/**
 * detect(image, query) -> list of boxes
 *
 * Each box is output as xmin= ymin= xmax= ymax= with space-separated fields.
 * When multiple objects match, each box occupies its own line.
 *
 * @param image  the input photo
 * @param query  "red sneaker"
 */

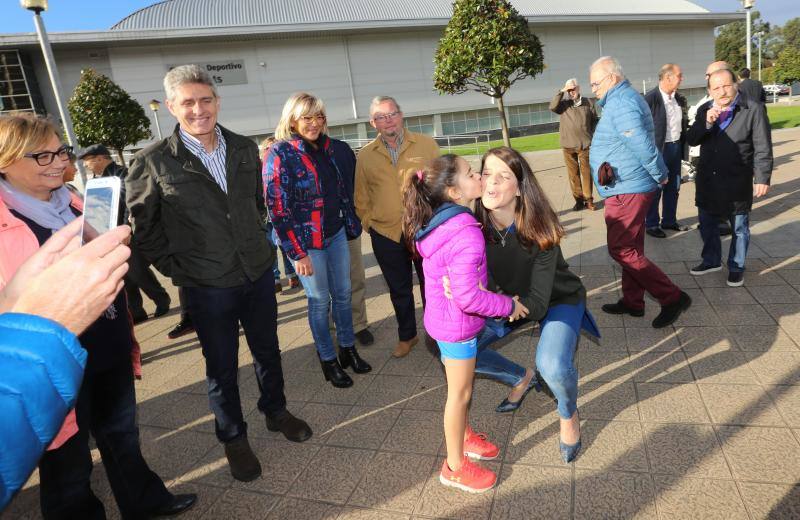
xmin=439 ymin=457 xmax=496 ymax=493
xmin=464 ymin=428 xmax=499 ymax=460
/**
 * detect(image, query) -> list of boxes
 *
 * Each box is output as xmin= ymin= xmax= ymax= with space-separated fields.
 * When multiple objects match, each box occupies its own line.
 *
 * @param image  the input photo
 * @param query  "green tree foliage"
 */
xmin=775 ymin=17 xmax=800 ymax=55
xmin=775 ymin=47 xmax=800 ymax=85
xmin=68 ymin=69 xmax=152 ymax=164
xmin=433 ymin=0 xmax=544 ymax=146
xmin=715 ymin=11 xmax=772 ymax=73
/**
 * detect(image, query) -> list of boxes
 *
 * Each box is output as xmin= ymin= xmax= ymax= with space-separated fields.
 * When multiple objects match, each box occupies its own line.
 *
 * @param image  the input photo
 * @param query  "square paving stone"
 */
xmin=381 ymin=409 xmax=443 ymax=456
xmin=642 ymin=423 xmax=731 ymax=479
xmin=630 ymin=351 xmax=695 ymax=383
xmin=636 ymin=383 xmax=711 ymax=424
xmin=652 ymin=475 xmax=749 ymax=520
xmin=470 ymin=378 xmax=519 ymax=415
xmin=577 ymin=349 xmax=632 ymax=383
xmin=147 ymin=392 xmax=216 ymax=433
xmin=578 ymin=380 xmax=640 ymax=422
xmin=594 ymin=327 xmax=627 ymax=350
xmin=702 ymin=287 xmax=758 ymax=305
xmin=290 ymin=402 xmax=352 ymax=445
xmin=675 ymin=326 xmax=736 ymax=352
xmin=762 ymin=303 xmax=800 ymax=330
xmin=139 ymin=428 xmax=219 ymax=482
xmin=403 ymin=377 xmax=447 ymax=411
xmin=686 ymin=346 xmax=760 ymax=385
xmin=505 ymin=413 xmax=562 ymax=467
xmin=698 ymin=384 xmax=786 ymax=426
xmin=347 ymin=452 xmax=435 ymax=513
xmin=727 ymin=325 xmax=799 ymax=351
xmin=199 ymin=489 xmax=279 ymax=519
xmin=355 ymin=375 xmax=421 ymax=408
xmin=574 ymin=420 xmax=649 ymax=472
xmin=715 ymin=425 xmax=800 ymax=483
xmin=747 ymin=351 xmax=800 ymax=385
xmin=325 ymin=406 xmax=401 ymax=450
xmin=310 ymin=375 xmax=377 ymax=406
xmin=574 ymin=470 xmax=657 ymax=519
xmin=766 ymin=384 xmax=800 ymax=427
xmin=673 ymin=304 xmax=723 ymax=327
xmin=713 ymin=304 xmax=776 ymax=326
xmin=624 ymin=327 xmax=681 ymax=352
xmin=288 ymin=446 xmax=375 ymax=504
xmin=413 ymin=459 xmax=498 ymax=519
xmin=490 ymin=465 xmax=571 ymax=520
xmin=337 ymin=508 xmax=410 ymax=520
xmin=747 ymin=285 xmax=800 ymax=304
xmin=265 ymin=497 xmax=341 ymax=520
xmin=165 ymin=479 xmax=226 ymax=520
xmin=378 ymin=345 xmax=435 ymax=376
xmin=738 ymin=481 xmax=800 ymax=520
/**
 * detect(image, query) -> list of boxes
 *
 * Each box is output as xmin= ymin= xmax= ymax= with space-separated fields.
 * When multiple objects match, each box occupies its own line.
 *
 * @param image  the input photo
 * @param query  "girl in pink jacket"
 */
xmin=402 ymin=154 xmax=527 ymax=493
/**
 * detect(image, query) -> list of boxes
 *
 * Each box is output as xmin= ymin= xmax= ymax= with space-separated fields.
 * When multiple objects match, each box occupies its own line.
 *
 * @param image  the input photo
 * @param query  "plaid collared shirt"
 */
xmin=381 ymin=129 xmax=404 ymax=166
xmin=179 ymin=125 xmax=228 ymax=193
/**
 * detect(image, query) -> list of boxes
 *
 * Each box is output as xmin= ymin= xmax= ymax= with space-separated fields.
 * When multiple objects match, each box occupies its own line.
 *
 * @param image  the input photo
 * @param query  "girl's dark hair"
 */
xmin=402 ymin=153 xmax=462 ymax=253
xmin=475 ymin=147 xmax=564 ymax=251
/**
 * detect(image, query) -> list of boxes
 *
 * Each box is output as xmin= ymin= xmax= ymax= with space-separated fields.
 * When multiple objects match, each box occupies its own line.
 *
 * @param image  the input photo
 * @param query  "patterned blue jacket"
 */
xmin=264 ymin=135 xmax=361 ymax=260
xmin=589 ymin=79 xmax=668 ymax=197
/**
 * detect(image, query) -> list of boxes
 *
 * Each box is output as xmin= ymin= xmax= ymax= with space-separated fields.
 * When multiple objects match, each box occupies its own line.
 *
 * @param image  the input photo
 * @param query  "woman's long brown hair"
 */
xmin=401 ymin=154 xmax=461 ymax=254
xmin=475 ymin=147 xmax=564 ymax=251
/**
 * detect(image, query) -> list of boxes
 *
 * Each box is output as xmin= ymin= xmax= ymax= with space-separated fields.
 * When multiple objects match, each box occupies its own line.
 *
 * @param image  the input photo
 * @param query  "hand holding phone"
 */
xmin=81 ymin=177 xmax=121 ymax=245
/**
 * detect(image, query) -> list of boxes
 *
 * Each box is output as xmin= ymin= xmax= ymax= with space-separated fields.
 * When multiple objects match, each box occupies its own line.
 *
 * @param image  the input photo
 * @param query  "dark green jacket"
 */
xmin=126 ymin=125 xmax=274 ymax=288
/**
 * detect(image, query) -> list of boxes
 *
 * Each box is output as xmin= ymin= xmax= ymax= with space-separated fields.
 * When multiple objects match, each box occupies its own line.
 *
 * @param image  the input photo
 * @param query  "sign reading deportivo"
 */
xmin=167 ymin=61 xmax=247 ymax=86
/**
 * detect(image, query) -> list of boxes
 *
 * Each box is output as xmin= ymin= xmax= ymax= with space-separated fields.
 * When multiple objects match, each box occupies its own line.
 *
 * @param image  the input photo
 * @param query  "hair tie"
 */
xmin=415 ymin=170 xmax=425 ymax=182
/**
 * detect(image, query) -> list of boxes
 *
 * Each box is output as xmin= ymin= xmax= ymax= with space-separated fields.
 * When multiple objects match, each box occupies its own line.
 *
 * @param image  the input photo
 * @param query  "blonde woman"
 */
xmin=264 ymin=93 xmax=370 ymax=387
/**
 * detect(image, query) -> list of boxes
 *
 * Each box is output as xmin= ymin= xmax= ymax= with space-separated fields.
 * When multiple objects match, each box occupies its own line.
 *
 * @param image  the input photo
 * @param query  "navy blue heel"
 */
xmin=495 ymin=370 xmax=542 ymax=413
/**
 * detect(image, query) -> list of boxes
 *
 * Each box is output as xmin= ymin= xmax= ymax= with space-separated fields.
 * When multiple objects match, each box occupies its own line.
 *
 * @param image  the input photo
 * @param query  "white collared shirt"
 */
xmin=660 ymin=88 xmax=682 ymax=143
xmin=179 ymin=125 xmax=228 ymax=193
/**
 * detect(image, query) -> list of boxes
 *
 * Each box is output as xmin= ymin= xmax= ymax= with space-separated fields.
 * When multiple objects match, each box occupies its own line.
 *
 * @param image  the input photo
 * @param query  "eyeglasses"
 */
xmin=372 ymin=111 xmax=401 ymax=123
xmin=589 ymin=75 xmax=611 ymax=89
xmin=300 ymin=114 xmax=326 ymax=124
xmin=24 ymin=145 xmax=73 ymax=166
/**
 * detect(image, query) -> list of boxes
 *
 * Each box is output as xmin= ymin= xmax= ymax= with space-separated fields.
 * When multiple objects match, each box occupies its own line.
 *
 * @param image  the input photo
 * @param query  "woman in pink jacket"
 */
xmin=403 ymin=155 xmax=527 ymax=493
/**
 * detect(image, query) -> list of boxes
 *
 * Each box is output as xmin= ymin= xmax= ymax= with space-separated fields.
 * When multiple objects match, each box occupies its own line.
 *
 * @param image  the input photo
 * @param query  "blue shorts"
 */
xmin=437 ymin=337 xmax=478 ymax=361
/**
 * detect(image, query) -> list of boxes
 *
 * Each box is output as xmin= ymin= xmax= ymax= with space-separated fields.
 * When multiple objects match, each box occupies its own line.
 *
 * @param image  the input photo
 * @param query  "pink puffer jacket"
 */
xmin=415 ymin=205 xmax=513 ymax=342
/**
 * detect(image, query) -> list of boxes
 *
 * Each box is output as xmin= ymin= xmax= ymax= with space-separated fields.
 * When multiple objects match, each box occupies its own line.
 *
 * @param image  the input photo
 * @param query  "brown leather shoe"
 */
xmin=585 ymin=200 xmax=596 ymax=211
xmin=393 ymin=336 xmax=419 ymax=358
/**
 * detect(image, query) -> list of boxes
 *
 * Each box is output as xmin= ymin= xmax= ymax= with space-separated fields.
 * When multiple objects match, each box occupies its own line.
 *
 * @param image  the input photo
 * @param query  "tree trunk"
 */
xmin=115 ymin=148 xmax=126 ymax=166
xmin=496 ymin=95 xmax=511 ymax=148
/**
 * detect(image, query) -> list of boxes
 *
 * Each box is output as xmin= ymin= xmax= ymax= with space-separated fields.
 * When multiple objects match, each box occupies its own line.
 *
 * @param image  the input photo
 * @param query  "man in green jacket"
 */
xmin=126 ymin=65 xmax=311 ymax=483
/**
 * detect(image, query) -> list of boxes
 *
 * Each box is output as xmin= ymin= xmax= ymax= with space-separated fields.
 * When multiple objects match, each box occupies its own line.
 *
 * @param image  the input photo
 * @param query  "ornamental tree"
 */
xmin=774 ymin=46 xmax=800 ymax=85
xmin=434 ymin=0 xmax=544 ymax=146
xmin=68 ymin=68 xmax=152 ymax=164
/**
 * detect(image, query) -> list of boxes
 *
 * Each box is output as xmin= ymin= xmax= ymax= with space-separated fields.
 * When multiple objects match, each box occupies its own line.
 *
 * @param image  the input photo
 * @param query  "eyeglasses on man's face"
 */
xmin=372 ymin=111 xmax=401 ymax=123
xmin=300 ymin=114 xmax=326 ymax=125
xmin=24 ymin=144 xmax=74 ymax=166
xmin=590 ymin=74 xmax=611 ymax=89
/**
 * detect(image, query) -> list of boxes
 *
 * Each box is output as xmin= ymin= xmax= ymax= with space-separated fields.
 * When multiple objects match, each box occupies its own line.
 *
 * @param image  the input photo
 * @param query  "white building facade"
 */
xmin=0 ymin=0 xmax=739 ymax=150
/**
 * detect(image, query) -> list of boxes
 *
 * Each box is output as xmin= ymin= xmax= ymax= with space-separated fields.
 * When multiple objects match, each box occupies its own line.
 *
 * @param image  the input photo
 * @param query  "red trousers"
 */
xmin=604 ymin=191 xmax=681 ymax=310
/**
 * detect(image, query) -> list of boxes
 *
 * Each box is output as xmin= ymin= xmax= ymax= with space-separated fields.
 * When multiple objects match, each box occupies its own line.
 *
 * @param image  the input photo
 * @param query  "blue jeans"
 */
xmin=698 ymin=208 xmax=750 ymax=272
xmin=646 ymin=141 xmax=682 ymax=228
xmin=297 ymin=228 xmax=355 ymax=361
xmin=267 ymin=225 xmax=296 ymax=280
xmin=475 ymin=301 xmax=599 ymax=419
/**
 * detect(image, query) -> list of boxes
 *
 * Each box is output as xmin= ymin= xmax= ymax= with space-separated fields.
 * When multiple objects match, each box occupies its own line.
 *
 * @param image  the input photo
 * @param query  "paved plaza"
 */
xmin=5 ymin=128 xmax=800 ymax=520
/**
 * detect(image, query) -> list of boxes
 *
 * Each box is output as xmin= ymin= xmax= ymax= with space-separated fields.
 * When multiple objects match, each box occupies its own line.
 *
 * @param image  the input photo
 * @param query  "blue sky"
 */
xmin=3 ymin=0 xmax=799 ymax=32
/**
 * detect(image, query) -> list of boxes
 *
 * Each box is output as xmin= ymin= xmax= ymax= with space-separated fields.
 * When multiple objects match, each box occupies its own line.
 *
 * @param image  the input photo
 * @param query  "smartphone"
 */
xmin=81 ymin=176 xmax=121 ymax=244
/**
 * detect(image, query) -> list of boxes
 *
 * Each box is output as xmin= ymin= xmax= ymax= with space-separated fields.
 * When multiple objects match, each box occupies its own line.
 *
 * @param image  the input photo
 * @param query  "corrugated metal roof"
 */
xmin=112 ymin=0 xmax=711 ymax=31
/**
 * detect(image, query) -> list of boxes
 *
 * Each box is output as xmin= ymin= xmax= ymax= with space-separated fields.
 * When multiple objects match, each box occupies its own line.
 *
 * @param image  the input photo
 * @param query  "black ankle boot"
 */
xmin=320 ymin=358 xmax=353 ymax=388
xmin=338 ymin=346 xmax=372 ymax=374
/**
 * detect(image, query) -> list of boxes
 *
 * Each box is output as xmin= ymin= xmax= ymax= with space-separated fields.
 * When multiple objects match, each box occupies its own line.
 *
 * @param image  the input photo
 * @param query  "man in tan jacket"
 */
xmin=550 ymin=78 xmax=598 ymax=211
xmin=355 ymin=96 xmax=439 ymax=357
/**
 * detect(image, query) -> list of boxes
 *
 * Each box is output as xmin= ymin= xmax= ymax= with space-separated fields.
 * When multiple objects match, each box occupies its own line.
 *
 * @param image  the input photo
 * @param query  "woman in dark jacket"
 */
xmin=265 ymin=93 xmax=371 ymax=388
xmin=460 ymin=147 xmax=600 ymax=463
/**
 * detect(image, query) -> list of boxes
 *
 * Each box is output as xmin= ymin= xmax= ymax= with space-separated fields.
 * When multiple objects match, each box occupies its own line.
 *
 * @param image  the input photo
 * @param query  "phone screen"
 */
xmin=82 ymin=186 xmax=115 ymax=244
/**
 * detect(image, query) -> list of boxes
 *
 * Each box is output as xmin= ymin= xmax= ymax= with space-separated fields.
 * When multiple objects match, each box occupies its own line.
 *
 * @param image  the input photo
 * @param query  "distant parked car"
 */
xmin=764 ymin=84 xmax=791 ymax=95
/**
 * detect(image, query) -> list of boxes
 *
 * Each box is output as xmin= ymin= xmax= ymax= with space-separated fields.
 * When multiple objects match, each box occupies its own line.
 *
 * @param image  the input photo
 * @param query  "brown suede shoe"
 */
xmin=392 ymin=336 xmax=419 ymax=358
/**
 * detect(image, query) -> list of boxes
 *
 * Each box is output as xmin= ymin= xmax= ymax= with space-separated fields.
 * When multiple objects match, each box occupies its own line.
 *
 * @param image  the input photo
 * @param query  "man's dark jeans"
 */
xmin=646 ymin=141 xmax=682 ymax=229
xmin=369 ymin=229 xmax=425 ymax=341
xmin=184 ymin=273 xmax=287 ymax=442
xmin=38 ymin=361 xmax=171 ymax=520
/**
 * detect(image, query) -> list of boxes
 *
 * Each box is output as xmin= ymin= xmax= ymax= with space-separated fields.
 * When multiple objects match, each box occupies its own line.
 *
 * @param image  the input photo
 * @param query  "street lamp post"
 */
xmin=743 ymin=0 xmax=754 ymax=69
xmin=20 ymin=0 xmax=87 ymax=189
xmin=757 ymin=31 xmax=764 ymax=81
xmin=149 ymin=99 xmax=163 ymax=140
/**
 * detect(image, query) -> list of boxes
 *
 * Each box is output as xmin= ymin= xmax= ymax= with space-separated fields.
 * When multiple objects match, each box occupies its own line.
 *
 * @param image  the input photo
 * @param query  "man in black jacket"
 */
xmin=686 ymin=68 xmax=773 ymax=287
xmin=80 ymin=144 xmax=171 ymax=324
xmin=644 ymin=63 xmax=690 ymax=238
xmin=738 ymin=68 xmax=767 ymax=104
xmin=126 ymin=65 xmax=311 ymax=483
